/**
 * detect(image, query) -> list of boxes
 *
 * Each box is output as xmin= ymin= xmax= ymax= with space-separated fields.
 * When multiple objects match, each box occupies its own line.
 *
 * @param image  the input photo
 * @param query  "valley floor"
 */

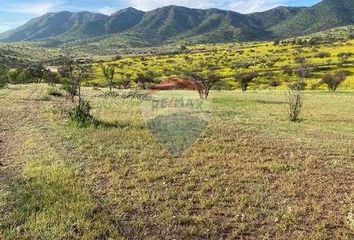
xmin=0 ymin=85 xmax=353 ymax=239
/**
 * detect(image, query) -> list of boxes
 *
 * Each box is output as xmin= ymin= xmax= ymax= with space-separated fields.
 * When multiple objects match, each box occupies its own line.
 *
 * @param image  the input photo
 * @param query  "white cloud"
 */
xmin=226 ymin=0 xmax=290 ymax=13
xmin=0 ymin=20 xmax=26 ymax=33
xmin=0 ymin=0 xmax=65 ymax=16
xmin=98 ymin=6 xmax=117 ymax=15
xmin=123 ymin=0 xmax=291 ymax=13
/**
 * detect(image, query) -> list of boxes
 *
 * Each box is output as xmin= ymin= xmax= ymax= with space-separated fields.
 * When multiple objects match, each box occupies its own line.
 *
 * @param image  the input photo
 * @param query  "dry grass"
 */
xmin=0 ymin=84 xmax=353 ymax=239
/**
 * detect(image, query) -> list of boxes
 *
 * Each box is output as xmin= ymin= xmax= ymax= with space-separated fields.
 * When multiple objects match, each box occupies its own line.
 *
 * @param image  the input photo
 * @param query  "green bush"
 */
xmin=61 ymin=78 xmax=78 ymax=100
xmin=0 ymin=64 xmax=8 ymax=88
xmin=69 ymin=100 xmax=93 ymax=126
xmin=47 ymin=88 xmax=63 ymax=97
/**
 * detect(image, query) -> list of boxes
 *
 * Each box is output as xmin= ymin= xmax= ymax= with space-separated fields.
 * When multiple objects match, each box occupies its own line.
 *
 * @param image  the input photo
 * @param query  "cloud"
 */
xmin=0 ymin=0 xmax=65 ymax=16
xmin=0 ymin=19 xmax=26 ymax=33
xmin=123 ymin=0 xmax=292 ymax=13
xmin=98 ymin=6 xmax=117 ymax=15
xmin=226 ymin=0 xmax=290 ymax=13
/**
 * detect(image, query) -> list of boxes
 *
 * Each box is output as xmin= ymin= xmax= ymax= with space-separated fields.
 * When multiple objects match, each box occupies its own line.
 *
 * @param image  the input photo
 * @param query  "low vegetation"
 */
xmin=0 ymin=85 xmax=353 ymax=239
xmin=0 ymin=31 xmax=353 ymax=239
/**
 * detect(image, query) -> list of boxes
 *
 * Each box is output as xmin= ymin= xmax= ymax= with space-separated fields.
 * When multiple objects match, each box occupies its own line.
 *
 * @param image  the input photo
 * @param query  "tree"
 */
xmin=136 ymin=70 xmax=155 ymax=89
xmin=8 ymin=68 xmax=34 ymax=84
xmin=27 ymin=63 xmax=45 ymax=83
xmin=59 ymin=60 xmax=94 ymax=125
xmin=43 ymin=70 xmax=61 ymax=86
xmin=189 ymin=71 xmax=222 ymax=99
xmin=319 ymin=71 xmax=349 ymax=91
xmin=101 ymin=64 xmax=116 ymax=90
xmin=0 ymin=64 xmax=8 ymax=88
xmin=236 ymin=72 xmax=258 ymax=92
xmin=61 ymin=62 xmax=91 ymax=102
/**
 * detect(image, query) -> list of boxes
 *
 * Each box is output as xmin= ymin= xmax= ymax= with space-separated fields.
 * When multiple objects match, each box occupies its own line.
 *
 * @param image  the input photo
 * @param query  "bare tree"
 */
xmin=101 ymin=64 xmax=116 ymax=90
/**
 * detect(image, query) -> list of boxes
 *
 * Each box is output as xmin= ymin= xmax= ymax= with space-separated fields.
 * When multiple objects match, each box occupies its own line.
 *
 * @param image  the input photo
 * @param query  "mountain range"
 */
xmin=0 ymin=0 xmax=353 ymax=47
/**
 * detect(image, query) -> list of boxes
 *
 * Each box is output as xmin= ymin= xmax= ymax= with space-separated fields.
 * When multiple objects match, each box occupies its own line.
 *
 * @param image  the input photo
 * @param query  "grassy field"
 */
xmin=0 ymin=84 xmax=353 ymax=239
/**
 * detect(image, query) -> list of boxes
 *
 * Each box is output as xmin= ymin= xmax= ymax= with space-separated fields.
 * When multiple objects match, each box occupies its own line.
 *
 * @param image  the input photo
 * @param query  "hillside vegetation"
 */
xmin=87 ymin=39 xmax=354 ymax=90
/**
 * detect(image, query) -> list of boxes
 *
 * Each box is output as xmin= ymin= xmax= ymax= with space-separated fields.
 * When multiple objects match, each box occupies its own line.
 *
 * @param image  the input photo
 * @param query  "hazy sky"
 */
xmin=0 ymin=0 xmax=322 ymax=33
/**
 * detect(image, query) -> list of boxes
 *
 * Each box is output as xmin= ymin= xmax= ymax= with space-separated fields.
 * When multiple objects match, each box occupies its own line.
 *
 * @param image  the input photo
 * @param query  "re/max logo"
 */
xmin=150 ymin=98 xmax=204 ymax=111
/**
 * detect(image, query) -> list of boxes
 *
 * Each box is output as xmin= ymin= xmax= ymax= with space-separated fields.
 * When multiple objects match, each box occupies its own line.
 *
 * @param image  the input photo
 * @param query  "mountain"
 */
xmin=124 ymin=6 xmax=276 ymax=43
xmin=0 ymin=11 xmax=108 ymax=42
xmin=249 ymin=6 xmax=306 ymax=29
xmin=0 ymin=0 xmax=353 ymax=46
xmin=271 ymin=0 xmax=354 ymax=37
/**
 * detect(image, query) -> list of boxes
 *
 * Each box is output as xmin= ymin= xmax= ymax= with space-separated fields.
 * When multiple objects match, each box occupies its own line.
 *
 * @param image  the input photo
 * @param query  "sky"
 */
xmin=0 ymin=0 xmax=322 ymax=33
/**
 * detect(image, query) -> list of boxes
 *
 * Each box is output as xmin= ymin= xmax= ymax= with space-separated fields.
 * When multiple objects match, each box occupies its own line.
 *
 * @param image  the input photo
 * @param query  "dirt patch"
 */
xmin=150 ymin=77 xmax=198 ymax=90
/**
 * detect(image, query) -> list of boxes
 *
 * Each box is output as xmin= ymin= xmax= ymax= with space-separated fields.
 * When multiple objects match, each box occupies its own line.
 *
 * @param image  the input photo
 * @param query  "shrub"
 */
xmin=8 ymin=68 xmax=35 ymax=84
xmin=136 ymin=71 xmax=155 ymax=89
xmin=61 ymin=78 xmax=78 ymax=101
xmin=295 ymin=67 xmax=309 ymax=79
xmin=69 ymin=100 xmax=93 ymax=126
xmin=44 ymin=71 xmax=61 ymax=85
xmin=268 ymin=79 xmax=281 ymax=88
xmin=236 ymin=72 xmax=258 ymax=92
xmin=294 ymin=56 xmax=307 ymax=64
xmin=287 ymin=86 xmax=303 ymax=122
xmin=61 ymin=64 xmax=91 ymax=102
xmin=47 ymin=88 xmax=62 ymax=97
xmin=319 ymin=71 xmax=349 ymax=91
xmin=282 ymin=65 xmax=293 ymax=75
xmin=234 ymin=61 xmax=251 ymax=69
xmin=314 ymin=52 xmax=331 ymax=58
xmin=119 ymin=79 xmax=131 ymax=89
xmin=337 ymin=52 xmax=353 ymax=64
xmin=101 ymin=64 xmax=116 ymax=90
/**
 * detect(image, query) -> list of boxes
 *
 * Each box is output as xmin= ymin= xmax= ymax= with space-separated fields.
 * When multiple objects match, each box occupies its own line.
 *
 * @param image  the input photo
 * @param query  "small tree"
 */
xmin=61 ymin=63 xmax=91 ymax=102
xmin=43 ymin=70 xmax=61 ymax=86
xmin=101 ymin=64 xmax=116 ymax=90
xmin=287 ymin=84 xmax=303 ymax=122
xmin=189 ymin=71 xmax=222 ymax=99
xmin=136 ymin=70 xmax=155 ymax=89
xmin=319 ymin=71 xmax=349 ymax=91
xmin=27 ymin=63 xmax=45 ymax=83
xmin=236 ymin=72 xmax=258 ymax=92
